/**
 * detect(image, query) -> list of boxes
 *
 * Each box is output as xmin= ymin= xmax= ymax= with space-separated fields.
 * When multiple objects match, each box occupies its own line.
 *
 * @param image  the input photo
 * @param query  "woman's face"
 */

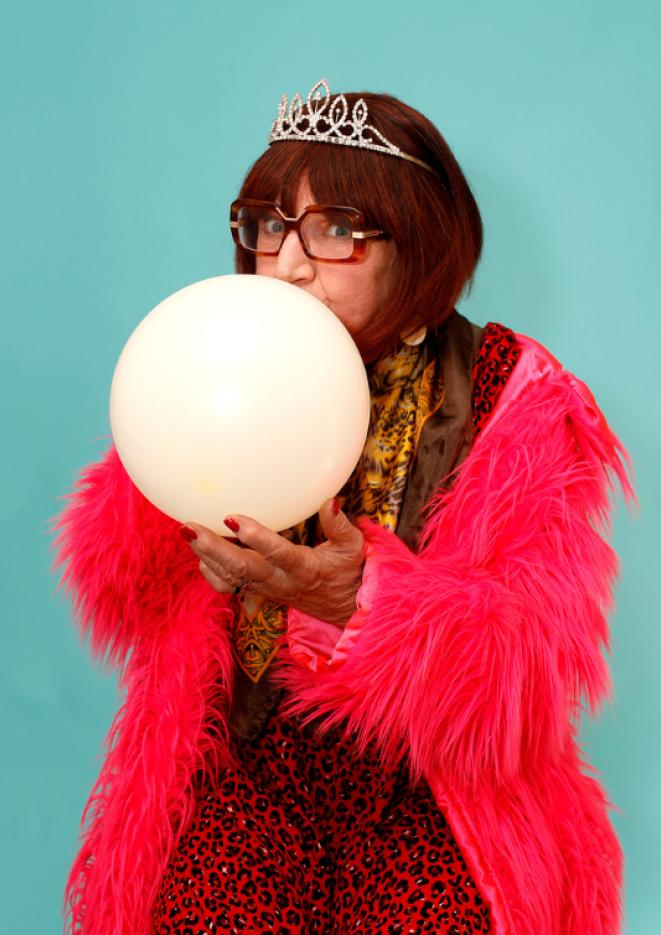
xmin=254 ymin=177 xmax=398 ymax=356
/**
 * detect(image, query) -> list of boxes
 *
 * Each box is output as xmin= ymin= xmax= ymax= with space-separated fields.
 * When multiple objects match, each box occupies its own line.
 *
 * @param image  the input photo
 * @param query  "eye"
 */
xmin=263 ymin=216 xmax=285 ymax=235
xmin=319 ymin=216 xmax=353 ymax=239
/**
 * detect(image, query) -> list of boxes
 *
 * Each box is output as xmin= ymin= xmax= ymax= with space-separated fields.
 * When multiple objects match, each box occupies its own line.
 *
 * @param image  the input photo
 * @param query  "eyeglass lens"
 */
xmin=236 ymin=204 xmax=357 ymax=260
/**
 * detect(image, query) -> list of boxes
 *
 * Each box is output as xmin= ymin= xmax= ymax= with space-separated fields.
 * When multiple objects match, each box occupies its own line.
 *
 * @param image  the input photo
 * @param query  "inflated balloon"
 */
xmin=109 ymin=275 xmax=370 ymax=534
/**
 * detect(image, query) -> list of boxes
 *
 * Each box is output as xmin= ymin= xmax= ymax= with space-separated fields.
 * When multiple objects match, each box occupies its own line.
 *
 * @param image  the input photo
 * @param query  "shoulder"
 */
xmin=475 ymin=325 xmax=603 ymax=433
xmin=471 ymin=325 xmax=632 ymax=503
xmin=449 ymin=312 xmax=578 ymax=439
xmin=468 ymin=323 xmax=631 ymax=485
xmin=471 ymin=321 xmax=602 ymax=431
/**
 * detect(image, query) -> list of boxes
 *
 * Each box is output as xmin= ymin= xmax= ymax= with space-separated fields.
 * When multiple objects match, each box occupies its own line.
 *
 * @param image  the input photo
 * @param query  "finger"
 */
xmin=197 ymin=558 xmax=235 ymax=594
xmin=197 ymin=551 xmax=239 ymax=583
xmin=317 ymin=498 xmax=365 ymax=556
xmin=183 ymin=523 xmax=274 ymax=586
xmin=223 ymin=515 xmax=313 ymax=578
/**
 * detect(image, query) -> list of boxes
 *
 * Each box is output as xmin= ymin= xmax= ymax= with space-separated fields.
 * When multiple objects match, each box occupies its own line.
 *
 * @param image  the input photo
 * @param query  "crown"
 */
xmin=268 ymin=78 xmax=437 ymax=176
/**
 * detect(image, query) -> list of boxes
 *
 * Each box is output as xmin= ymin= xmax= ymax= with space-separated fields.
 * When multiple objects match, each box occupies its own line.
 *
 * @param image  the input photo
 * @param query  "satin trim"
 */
xmin=480 ymin=333 xmax=607 ymax=441
xmin=426 ymin=771 xmax=514 ymax=935
xmin=286 ymin=542 xmax=380 ymax=671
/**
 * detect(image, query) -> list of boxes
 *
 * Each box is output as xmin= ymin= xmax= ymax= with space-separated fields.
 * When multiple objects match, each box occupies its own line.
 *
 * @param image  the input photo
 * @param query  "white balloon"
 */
xmin=109 ymin=275 xmax=370 ymax=534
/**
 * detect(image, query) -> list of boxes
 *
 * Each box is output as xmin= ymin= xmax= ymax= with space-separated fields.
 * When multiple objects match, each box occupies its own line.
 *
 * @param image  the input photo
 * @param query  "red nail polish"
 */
xmin=180 ymin=525 xmax=198 ymax=542
xmin=332 ymin=498 xmax=340 ymax=516
xmin=224 ymin=517 xmax=240 ymax=533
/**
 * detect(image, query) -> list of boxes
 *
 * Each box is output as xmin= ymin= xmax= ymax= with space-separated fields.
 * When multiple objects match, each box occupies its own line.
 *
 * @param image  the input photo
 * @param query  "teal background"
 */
xmin=1 ymin=1 xmax=658 ymax=931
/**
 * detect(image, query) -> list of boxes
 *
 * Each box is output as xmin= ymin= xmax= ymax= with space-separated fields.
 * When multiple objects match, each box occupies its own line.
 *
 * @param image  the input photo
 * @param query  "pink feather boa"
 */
xmin=50 ymin=334 xmax=633 ymax=934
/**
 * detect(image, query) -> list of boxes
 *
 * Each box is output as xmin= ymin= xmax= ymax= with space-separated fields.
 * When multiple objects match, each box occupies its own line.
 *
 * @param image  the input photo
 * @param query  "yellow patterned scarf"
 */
xmin=231 ymin=336 xmax=445 ymax=683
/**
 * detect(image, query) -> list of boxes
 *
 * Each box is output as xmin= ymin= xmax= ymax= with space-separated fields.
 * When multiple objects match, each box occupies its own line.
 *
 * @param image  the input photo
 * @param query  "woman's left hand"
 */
xmin=181 ymin=498 xmax=366 ymax=627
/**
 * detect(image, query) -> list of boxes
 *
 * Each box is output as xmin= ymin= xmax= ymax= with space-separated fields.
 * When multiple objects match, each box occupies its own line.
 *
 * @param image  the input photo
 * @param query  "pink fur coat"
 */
xmin=51 ymin=333 xmax=633 ymax=934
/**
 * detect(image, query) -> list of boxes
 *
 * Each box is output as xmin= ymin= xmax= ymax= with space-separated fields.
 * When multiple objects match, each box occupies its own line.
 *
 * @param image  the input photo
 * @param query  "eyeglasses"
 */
xmin=230 ymin=198 xmax=389 ymax=263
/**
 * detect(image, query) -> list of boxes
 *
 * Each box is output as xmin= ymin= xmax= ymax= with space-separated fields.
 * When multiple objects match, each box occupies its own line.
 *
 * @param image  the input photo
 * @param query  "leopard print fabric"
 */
xmin=336 ymin=337 xmax=444 ymax=534
xmin=151 ymin=710 xmax=492 ymax=934
xmin=470 ymin=323 xmax=521 ymax=437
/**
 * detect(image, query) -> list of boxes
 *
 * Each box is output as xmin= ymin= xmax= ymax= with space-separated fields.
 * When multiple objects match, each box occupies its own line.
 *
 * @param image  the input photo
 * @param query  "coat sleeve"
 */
xmin=272 ymin=347 xmax=634 ymax=790
xmin=49 ymin=443 xmax=234 ymax=673
xmin=50 ymin=444 xmax=238 ymax=934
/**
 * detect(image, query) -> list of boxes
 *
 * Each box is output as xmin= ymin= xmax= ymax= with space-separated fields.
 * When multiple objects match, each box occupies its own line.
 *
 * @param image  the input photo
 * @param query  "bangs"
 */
xmin=240 ymin=141 xmax=394 ymax=229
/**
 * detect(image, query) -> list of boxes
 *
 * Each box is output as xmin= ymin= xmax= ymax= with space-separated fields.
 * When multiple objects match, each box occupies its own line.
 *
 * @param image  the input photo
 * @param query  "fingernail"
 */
xmin=224 ymin=517 xmax=240 ymax=533
xmin=180 ymin=525 xmax=198 ymax=542
xmin=332 ymin=498 xmax=340 ymax=516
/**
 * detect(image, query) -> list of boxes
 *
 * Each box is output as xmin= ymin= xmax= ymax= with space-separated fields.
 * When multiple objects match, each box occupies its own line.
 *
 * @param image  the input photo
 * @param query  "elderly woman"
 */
xmin=53 ymin=80 xmax=631 ymax=934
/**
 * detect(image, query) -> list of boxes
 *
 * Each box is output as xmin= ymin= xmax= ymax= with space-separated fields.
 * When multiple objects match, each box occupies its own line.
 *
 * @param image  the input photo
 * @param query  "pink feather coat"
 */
xmin=51 ymin=332 xmax=633 ymax=934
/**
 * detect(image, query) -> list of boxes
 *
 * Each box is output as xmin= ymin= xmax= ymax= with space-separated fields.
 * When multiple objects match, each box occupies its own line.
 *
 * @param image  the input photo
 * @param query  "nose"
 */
xmin=273 ymin=229 xmax=315 ymax=284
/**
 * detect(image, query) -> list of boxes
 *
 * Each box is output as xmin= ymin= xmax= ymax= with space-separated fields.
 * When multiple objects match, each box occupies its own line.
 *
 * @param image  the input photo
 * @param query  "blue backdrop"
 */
xmin=1 ymin=1 xmax=658 ymax=931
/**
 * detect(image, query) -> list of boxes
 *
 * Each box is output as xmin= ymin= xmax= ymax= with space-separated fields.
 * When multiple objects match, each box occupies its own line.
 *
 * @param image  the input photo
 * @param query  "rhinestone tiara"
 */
xmin=268 ymin=78 xmax=438 ymax=176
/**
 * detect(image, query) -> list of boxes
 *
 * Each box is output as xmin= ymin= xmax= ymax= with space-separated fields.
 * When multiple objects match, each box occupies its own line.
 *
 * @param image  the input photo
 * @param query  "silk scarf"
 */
xmin=231 ymin=335 xmax=446 ymax=684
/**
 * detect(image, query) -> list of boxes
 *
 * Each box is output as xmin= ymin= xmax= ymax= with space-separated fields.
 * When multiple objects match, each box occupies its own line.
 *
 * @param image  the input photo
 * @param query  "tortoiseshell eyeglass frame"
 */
xmin=230 ymin=198 xmax=390 ymax=263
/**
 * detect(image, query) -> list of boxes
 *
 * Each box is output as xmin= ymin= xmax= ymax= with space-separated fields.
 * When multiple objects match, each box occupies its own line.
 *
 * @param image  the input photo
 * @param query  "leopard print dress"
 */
xmin=152 ymin=710 xmax=492 ymax=934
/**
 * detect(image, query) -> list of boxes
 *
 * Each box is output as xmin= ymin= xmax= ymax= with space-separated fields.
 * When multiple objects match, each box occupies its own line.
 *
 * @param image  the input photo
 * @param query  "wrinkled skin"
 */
xmin=182 ymin=498 xmax=366 ymax=627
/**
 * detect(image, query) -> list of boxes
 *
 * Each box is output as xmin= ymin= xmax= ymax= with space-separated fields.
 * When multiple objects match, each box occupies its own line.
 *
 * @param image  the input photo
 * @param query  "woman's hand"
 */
xmin=180 ymin=498 xmax=366 ymax=627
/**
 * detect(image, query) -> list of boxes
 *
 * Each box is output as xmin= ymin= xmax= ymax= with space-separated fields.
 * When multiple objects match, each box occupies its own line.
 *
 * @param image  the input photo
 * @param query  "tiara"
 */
xmin=268 ymin=78 xmax=438 ymax=176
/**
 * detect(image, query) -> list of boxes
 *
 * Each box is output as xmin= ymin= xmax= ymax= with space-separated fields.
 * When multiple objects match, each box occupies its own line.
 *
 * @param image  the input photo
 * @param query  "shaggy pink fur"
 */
xmin=50 ymin=335 xmax=633 ymax=934
xmin=272 ymin=349 xmax=634 ymax=934
xmin=50 ymin=449 xmax=237 ymax=934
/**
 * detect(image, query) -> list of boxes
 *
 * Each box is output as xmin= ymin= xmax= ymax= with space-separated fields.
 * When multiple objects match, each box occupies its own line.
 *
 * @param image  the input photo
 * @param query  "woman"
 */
xmin=52 ymin=80 xmax=632 ymax=934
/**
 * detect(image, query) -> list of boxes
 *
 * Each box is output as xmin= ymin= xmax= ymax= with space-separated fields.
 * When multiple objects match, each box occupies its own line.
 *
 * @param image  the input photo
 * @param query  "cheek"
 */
xmin=255 ymin=257 xmax=275 ymax=276
xmin=323 ymin=266 xmax=376 ymax=302
xmin=317 ymin=276 xmax=367 ymax=324
xmin=350 ymin=267 xmax=391 ymax=313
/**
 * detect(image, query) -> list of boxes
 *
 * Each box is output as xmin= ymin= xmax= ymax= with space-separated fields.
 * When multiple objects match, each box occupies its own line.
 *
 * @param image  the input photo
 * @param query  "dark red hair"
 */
xmin=235 ymin=91 xmax=483 ymax=362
